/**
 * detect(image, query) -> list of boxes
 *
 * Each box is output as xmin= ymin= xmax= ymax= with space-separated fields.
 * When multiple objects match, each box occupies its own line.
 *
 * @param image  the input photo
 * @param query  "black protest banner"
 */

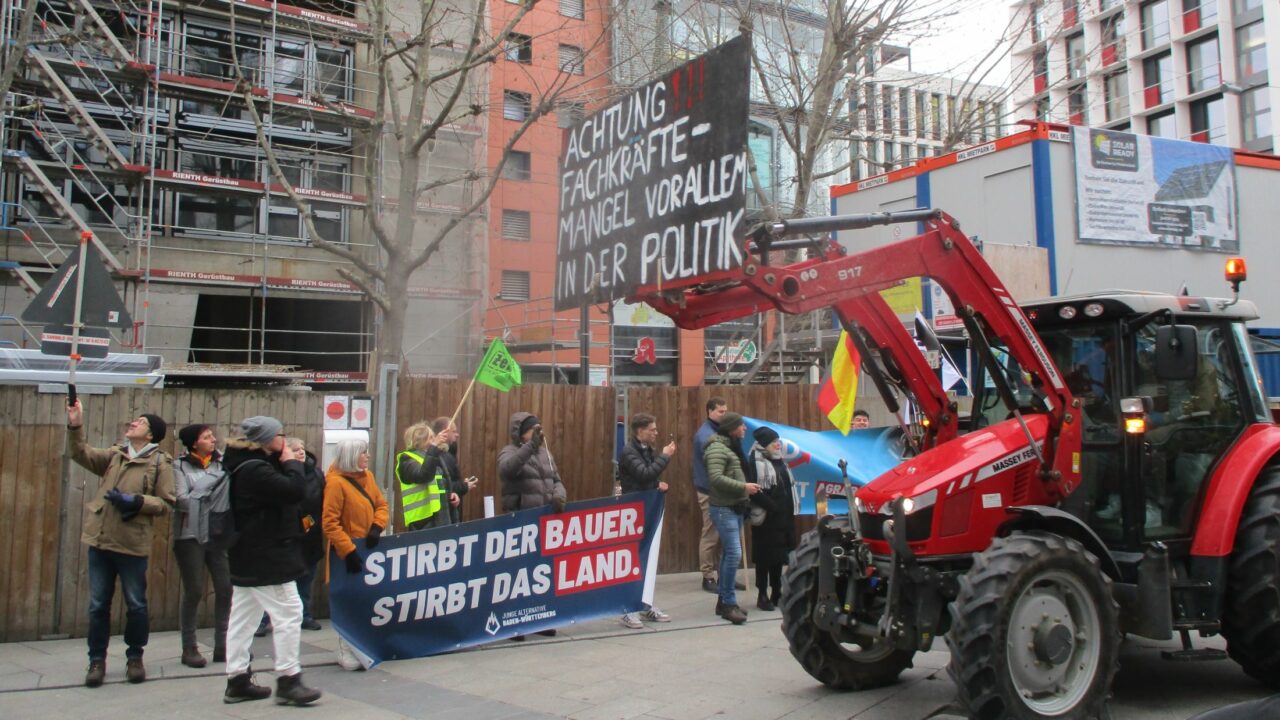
xmin=553 ymin=35 xmax=750 ymax=311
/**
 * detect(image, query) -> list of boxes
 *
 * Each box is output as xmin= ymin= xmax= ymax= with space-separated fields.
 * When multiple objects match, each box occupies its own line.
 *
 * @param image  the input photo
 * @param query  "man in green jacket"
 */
xmin=67 ymin=400 xmax=175 ymax=688
xmin=702 ymin=412 xmax=759 ymax=624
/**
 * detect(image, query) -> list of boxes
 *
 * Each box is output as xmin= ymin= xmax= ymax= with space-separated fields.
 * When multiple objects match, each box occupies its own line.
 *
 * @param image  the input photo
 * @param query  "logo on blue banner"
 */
xmin=329 ymin=491 xmax=665 ymax=666
xmin=741 ymin=416 xmax=905 ymax=514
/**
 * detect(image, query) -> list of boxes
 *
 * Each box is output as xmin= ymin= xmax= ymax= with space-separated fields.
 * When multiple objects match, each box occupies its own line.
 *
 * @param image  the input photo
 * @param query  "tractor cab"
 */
xmin=974 ymin=291 xmax=1269 ymax=552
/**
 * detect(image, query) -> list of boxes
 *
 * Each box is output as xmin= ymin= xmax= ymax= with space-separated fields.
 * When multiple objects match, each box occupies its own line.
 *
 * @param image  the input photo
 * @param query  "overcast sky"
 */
xmin=901 ymin=0 xmax=1015 ymax=88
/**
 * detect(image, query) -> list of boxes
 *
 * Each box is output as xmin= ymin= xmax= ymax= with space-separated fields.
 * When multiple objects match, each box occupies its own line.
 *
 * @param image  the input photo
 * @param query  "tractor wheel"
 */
xmin=1222 ymin=467 xmax=1280 ymax=689
xmin=779 ymin=525 xmax=914 ymax=690
xmin=946 ymin=532 xmax=1120 ymax=720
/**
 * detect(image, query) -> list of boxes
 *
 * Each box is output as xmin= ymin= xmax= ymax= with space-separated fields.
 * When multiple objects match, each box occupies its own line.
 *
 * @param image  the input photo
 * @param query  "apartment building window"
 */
xmin=1181 ymin=0 xmax=1217 ymax=31
xmin=1035 ymin=97 xmax=1049 ymax=121
xmin=1033 ymin=50 xmax=1049 ymax=93
xmin=1186 ymin=36 xmax=1220 ymax=94
xmin=883 ymin=141 xmax=895 ymax=167
xmin=174 ymin=146 xmax=258 ymax=236
xmin=1104 ymin=72 xmax=1130 ymax=121
xmin=559 ymin=0 xmax=583 ymax=20
xmin=882 ymin=86 xmax=894 ymax=134
xmin=865 ymin=84 xmax=877 ymax=131
xmin=558 ymin=101 xmax=585 ymax=128
xmin=1031 ymin=0 xmax=1047 ymax=43
xmin=503 ymin=90 xmax=531 ymax=121
xmin=1068 ymin=85 xmax=1087 ymax=125
xmin=1100 ymin=14 xmax=1125 ymax=67
xmin=500 ymin=270 xmax=531 ymax=301
xmin=1147 ymin=110 xmax=1175 ymax=137
xmin=1233 ymin=0 xmax=1262 ymax=14
xmin=559 ymin=44 xmax=584 ymax=75
xmin=503 ymin=151 xmax=531 ymax=180
xmin=505 ymin=33 xmax=532 ymax=63
xmin=1142 ymin=52 xmax=1173 ymax=106
xmin=915 ymin=92 xmax=927 ymax=138
xmin=899 ymin=88 xmax=911 ymax=135
xmin=1189 ymin=96 xmax=1225 ymax=144
xmin=1236 ymin=22 xmax=1267 ymax=81
xmin=1140 ymin=0 xmax=1170 ymax=51
xmin=1100 ymin=0 xmax=1123 ymax=10
xmin=1241 ymin=87 xmax=1271 ymax=144
xmin=501 ymin=209 xmax=531 ymax=240
xmin=866 ymin=139 xmax=878 ymax=170
xmin=930 ymin=95 xmax=942 ymax=140
xmin=1066 ymin=33 xmax=1086 ymax=80
xmin=1063 ymin=0 xmax=1079 ymax=27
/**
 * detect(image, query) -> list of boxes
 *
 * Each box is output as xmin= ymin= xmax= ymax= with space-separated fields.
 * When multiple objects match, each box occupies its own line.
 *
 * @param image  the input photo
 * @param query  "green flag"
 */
xmin=475 ymin=338 xmax=522 ymax=391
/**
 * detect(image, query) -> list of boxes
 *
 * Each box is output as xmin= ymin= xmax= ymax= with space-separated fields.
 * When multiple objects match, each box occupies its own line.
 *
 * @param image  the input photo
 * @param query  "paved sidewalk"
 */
xmin=0 ymin=572 xmax=1271 ymax=719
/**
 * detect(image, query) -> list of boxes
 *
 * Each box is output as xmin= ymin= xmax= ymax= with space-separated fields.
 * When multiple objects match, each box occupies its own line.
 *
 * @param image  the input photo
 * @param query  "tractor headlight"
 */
xmin=902 ymin=489 xmax=937 ymax=515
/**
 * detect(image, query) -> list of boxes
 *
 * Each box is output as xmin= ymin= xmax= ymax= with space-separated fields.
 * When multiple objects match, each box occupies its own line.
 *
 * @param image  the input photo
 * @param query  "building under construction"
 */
xmin=0 ymin=0 xmax=487 ymax=385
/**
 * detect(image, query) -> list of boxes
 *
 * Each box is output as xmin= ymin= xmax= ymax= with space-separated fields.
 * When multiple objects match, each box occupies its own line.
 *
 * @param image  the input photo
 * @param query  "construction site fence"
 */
xmin=0 ymin=379 xmax=902 ymax=641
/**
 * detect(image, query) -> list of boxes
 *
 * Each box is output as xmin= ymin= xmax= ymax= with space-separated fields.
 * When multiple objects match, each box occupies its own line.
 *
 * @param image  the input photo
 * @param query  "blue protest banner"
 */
xmin=329 ymin=490 xmax=665 ymax=666
xmin=741 ymin=416 xmax=905 ymax=514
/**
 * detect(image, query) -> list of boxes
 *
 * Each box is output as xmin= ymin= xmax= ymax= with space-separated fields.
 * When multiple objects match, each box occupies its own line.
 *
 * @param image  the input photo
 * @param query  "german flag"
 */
xmin=817 ymin=330 xmax=861 ymax=435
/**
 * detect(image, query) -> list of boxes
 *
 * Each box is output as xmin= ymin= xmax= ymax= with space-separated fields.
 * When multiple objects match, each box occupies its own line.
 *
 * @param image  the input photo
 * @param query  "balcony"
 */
xmin=1101 ymin=41 xmax=1125 ymax=68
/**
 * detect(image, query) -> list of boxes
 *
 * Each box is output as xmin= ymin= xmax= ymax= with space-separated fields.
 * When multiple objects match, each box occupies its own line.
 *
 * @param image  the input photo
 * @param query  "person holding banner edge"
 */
xmin=322 ymin=438 xmax=389 ymax=670
xmin=617 ymin=412 xmax=676 ymax=629
xmin=498 ymin=411 xmax=565 ymax=639
xmin=703 ymin=411 xmax=759 ymax=625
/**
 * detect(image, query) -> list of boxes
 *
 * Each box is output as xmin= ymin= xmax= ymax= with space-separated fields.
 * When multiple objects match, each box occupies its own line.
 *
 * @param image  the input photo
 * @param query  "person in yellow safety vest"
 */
xmin=396 ymin=422 xmax=455 ymax=531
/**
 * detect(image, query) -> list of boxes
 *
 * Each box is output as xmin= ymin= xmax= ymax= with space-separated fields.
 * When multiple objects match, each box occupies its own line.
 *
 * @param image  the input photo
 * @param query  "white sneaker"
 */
xmin=620 ymin=613 xmax=644 ymax=629
xmin=335 ymin=637 xmax=364 ymax=671
xmin=641 ymin=607 xmax=671 ymax=623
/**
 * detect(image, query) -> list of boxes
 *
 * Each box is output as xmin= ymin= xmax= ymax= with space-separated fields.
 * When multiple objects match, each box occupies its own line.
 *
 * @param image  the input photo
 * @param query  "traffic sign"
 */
xmin=21 ymin=243 xmax=132 ymax=328
xmin=40 ymin=325 xmax=110 ymax=359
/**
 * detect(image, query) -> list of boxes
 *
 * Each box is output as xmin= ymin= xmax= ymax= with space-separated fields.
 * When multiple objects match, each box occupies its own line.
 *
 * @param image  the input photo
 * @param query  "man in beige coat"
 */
xmin=67 ymin=400 xmax=175 ymax=688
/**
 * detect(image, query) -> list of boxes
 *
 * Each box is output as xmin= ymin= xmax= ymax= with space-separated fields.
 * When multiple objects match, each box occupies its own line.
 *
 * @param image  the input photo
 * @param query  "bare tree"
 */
xmin=233 ymin=0 xmax=622 ymax=370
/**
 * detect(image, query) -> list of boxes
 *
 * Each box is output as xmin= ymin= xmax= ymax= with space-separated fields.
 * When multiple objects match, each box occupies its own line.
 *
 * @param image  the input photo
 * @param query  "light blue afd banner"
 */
xmin=741 ymin=416 xmax=905 ymax=514
xmin=329 ymin=491 xmax=665 ymax=666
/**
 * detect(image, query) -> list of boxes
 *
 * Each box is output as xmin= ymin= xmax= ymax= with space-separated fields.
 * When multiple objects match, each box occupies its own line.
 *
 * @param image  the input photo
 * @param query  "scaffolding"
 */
xmin=0 ymin=0 xmax=486 ymax=378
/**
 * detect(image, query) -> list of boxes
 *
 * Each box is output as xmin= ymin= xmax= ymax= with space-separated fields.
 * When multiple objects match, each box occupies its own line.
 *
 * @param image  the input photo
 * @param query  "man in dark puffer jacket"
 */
xmin=221 ymin=416 xmax=322 ymax=706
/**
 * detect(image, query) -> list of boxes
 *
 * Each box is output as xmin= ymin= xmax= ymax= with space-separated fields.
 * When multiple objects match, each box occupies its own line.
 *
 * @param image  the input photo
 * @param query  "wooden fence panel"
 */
xmin=0 ymin=379 xmax=878 ymax=641
xmin=0 ymin=386 xmax=330 ymax=642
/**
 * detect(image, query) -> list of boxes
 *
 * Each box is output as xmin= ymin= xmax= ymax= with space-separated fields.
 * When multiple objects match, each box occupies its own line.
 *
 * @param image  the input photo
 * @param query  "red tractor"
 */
xmin=639 ymin=210 xmax=1280 ymax=719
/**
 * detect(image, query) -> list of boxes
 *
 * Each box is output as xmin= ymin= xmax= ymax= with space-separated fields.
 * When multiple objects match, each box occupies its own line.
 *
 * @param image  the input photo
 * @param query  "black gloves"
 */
xmin=366 ymin=524 xmax=382 ymax=549
xmin=105 ymin=488 xmax=143 ymax=520
xmin=344 ymin=550 xmax=364 ymax=574
xmin=530 ymin=426 xmax=545 ymax=449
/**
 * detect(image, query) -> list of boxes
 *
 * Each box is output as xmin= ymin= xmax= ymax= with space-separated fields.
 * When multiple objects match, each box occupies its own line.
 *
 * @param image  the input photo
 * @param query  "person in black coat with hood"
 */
xmin=221 ymin=416 xmax=322 ymax=706
xmin=745 ymin=426 xmax=797 ymax=612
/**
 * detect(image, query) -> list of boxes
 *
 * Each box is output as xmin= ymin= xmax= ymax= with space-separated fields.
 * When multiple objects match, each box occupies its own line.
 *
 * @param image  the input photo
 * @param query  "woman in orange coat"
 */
xmin=321 ymin=438 xmax=388 ymax=671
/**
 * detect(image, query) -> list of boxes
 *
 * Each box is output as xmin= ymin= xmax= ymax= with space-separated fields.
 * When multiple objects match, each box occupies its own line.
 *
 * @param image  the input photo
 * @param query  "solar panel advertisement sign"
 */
xmin=1073 ymin=127 xmax=1237 ymax=252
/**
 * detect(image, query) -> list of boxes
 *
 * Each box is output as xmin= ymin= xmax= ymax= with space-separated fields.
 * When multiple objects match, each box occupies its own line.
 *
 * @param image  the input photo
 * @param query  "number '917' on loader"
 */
xmin=637 ymin=209 xmax=1280 ymax=720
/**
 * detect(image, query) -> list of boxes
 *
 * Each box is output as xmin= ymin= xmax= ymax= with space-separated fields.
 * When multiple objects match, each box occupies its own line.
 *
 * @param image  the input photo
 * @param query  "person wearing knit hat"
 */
xmin=745 ymin=424 xmax=797 ymax=612
xmin=220 ymin=416 xmax=322 ymax=705
xmin=717 ymin=412 xmax=745 ymax=435
xmin=240 ymin=416 xmax=283 ymax=446
xmin=65 ymin=399 xmax=176 ymax=688
xmin=172 ymin=423 xmax=231 ymax=668
xmin=703 ymin=409 xmax=758 ymax=625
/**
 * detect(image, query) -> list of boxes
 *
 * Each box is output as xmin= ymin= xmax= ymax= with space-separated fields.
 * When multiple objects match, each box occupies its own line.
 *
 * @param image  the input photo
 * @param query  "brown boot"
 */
xmin=275 ymin=673 xmax=322 ymax=706
xmin=125 ymin=658 xmax=146 ymax=683
xmin=85 ymin=659 xmax=106 ymax=688
xmin=181 ymin=645 xmax=207 ymax=668
xmin=224 ymin=672 xmax=271 ymax=703
xmin=719 ymin=604 xmax=748 ymax=625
